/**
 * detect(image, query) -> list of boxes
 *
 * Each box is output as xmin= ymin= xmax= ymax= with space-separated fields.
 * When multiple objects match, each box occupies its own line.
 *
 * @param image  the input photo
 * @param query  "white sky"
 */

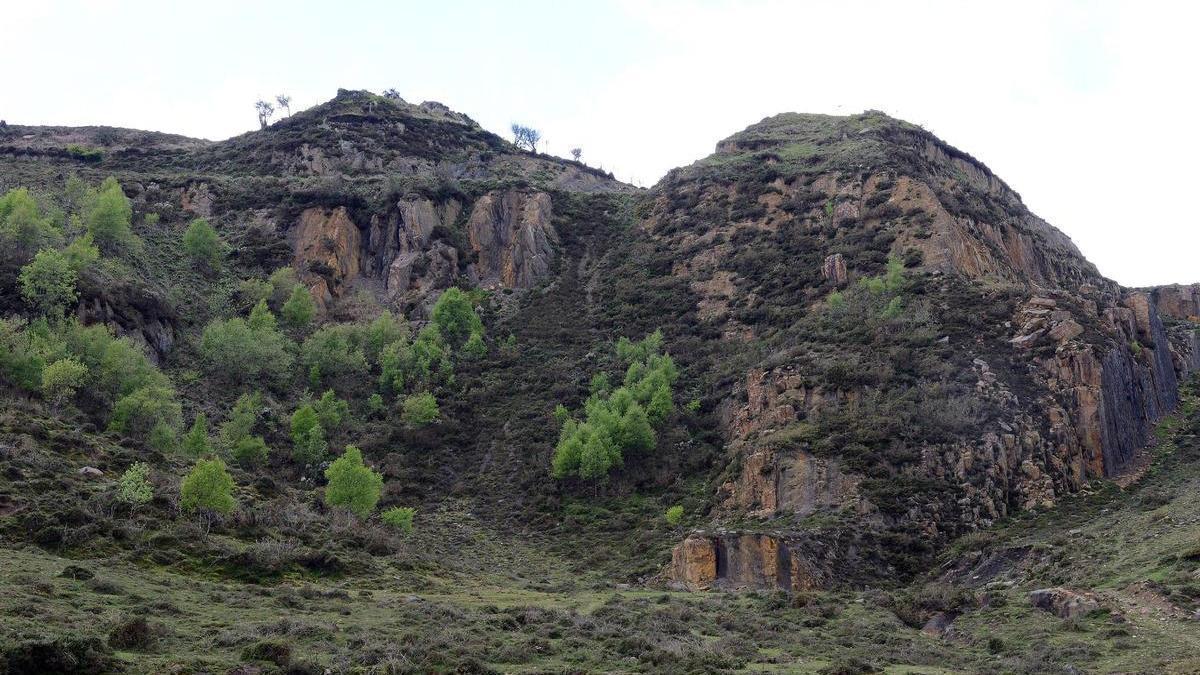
xmin=3 ymin=0 xmax=1196 ymax=286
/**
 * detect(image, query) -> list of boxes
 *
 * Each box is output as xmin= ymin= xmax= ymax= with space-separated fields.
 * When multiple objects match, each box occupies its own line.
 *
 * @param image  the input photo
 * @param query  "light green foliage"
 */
xmin=180 ymin=458 xmax=235 ymax=515
xmin=116 ymin=462 xmax=153 ymax=508
xmin=589 ymin=372 xmax=611 ymax=396
xmin=301 ymin=324 xmax=368 ymax=388
xmin=230 ymin=435 xmax=269 ymax=466
xmin=401 ymin=391 xmax=439 ymax=427
xmin=267 ymin=267 xmax=301 ymax=308
xmin=247 ymin=300 xmax=277 ymax=333
xmin=324 ymin=445 xmax=383 ymax=517
xmin=381 ymin=506 xmax=415 ymax=533
xmin=378 ymin=324 xmax=452 ymax=395
xmin=313 ymin=389 xmax=349 ymax=430
xmin=665 ymin=505 xmax=684 ymax=525
xmin=183 ymin=413 xmax=212 ymax=457
xmin=290 ymin=404 xmax=327 ymax=464
xmin=552 ymin=331 xmax=678 ymax=481
xmin=201 ymin=310 xmax=294 ymax=386
xmin=431 ymin=287 xmax=483 ymax=348
xmin=281 ymin=285 xmax=316 ymax=330
xmin=364 ymin=311 xmax=407 ymax=365
xmin=0 ymin=187 xmax=61 ymax=261
xmin=40 ymin=357 xmax=88 ymax=405
xmin=63 ymin=235 xmax=99 ymax=273
xmin=148 ymin=422 xmax=178 ymax=454
xmin=20 ymin=248 xmax=78 ymax=316
xmin=553 ymin=403 xmax=570 ymax=425
xmin=219 ymin=392 xmax=261 ymax=451
xmin=685 ymin=398 xmax=702 ymax=414
xmin=85 ymin=177 xmax=134 ymax=254
xmin=827 ymin=290 xmax=846 ymax=308
xmin=182 ymin=218 xmax=223 ymax=269
xmin=109 ymin=385 xmax=182 ymax=442
xmin=238 ymin=278 xmax=273 ymax=309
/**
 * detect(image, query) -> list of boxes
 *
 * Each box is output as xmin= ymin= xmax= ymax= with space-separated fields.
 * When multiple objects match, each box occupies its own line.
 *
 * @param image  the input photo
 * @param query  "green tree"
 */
xmin=290 ymin=404 xmax=327 ymax=464
xmin=182 ymin=218 xmax=223 ymax=269
xmin=281 ymin=285 xmax=316 ymax=330
xmin=247 ymin=299 xmax=277 ymax=333
xmin=462 ymin=331 xmax=486 ymax=359
xmin=0 ymin=187 xmax=61 ymax=261
xmin=431 ymin=287 xmax=482 ymax=347
xmin=40 ymin=357 xmax=88 ymax=406
xmin=665 ymin=505 xmax=684 ymax=526
xmin=364 ymin=311 xmax=407 ymax=365
xmin=20 ymin=248 xmax=78 ymax=316
xmin=180 ymin=458 xmax=235 ymax=515
xmin=219 ymin=392 xmax=260 ymax=450
xmin=85 ymin=177 xmax=134 ymax=254
xmin=116 ymin=462 xmax=154 ymax=508
xmin=63 ymin=234 xmax=100 ymax=273
xmin=323 ymin=445 xmax=383 ymax=517
xmin=201 ymin=316 xmax=294 ymax=386
xmin=401 ymin=391 xmax=439 ymax=427
xmin=267 ymin=266 xmax=301 ymax=308
xmin=300 ymin=324 xmax=368 ymax=388
xmin=109 ymin=385 xmax=182 ymax=442
xmin=183 ymin=413 xmax=212 ymax=456
xmin=230 ymin=435 xmax=269 ymax=466
xmin=313 ymin=389 xmax=349 ymax=430
xmin=381 ymin=506 xmax=415 ymax=533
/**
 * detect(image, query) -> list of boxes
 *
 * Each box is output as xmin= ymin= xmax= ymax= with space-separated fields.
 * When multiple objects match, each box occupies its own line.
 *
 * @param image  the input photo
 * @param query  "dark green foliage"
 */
xmin=312 ymin=389 xmax=349 ymax=430
xmin=201 ymin=307 xmax=294 ymax=387
xmin=324 ymin=445 xmax=383 ymax=517
xmin=0 ymin=187 xmax=62 ymax=262
xmin=301 ymin=324 xmax=368 ymax=389
xmin=108 ymin=385 xmax=182 ymax=443
xmin=431 ymin=286 xmax=483 ymax=348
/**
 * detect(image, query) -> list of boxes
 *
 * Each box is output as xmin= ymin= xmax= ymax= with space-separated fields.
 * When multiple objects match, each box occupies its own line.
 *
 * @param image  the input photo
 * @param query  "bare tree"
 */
xmin=255 ymin=100 xmax=275 ymax=130
xmin=510 ymin=123 xmax=541 ymax=154
xmin=275 ymin=94 xmax=292 ymax=117
xmin=570 ymin=147 xmax=582 ymax=162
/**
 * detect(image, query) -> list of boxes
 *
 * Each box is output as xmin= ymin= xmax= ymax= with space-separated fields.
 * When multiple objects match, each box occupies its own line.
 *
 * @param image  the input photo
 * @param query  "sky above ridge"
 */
xmin=3 ymin=0 xmax=1197 ymax=286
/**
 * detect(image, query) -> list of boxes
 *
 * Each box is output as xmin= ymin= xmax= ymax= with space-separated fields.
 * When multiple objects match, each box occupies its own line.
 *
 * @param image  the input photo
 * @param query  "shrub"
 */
xmin=85 ymin=177 xmax=134 ymax=254
xmin=182 ymin=218 xmax=223 ymax=269
xmin=365 ymin=393 xmax=384 ymax=417
xmin=182 ymin=413 xmax=212 ymax=456
xmin=0 ymin=187 xmax=62 ymax=260
xmin=431 ymin=287 xmax=483 ymax=348
xmin=116 ymin=463 xmax=153 ymax=508
xmin=312 ymin=389 xmax=349 ymax=430
xmin=301 ymin=324 xmax=368 ymax=387
xmin=381 ymin=506 xmax=415 ymax=533
xmin=401 ymin=391 xmax=439 ymax=427
xmin=665 ymin=505 xmax=684 ymax=525
xmin=180 ymin=458 xmax=235 ymax=515
xmin=462 ymin=331 xmax=487 ymax=359
xmin=364 ymin=311 xmax=407 ymax=364
xmin=109 ymin=385 xmax=182 ymax=442
xmin=281 ymin=285 xmax=316 ymax=330
xmin=238 ymin=277 xmax=273 ymax=308
xmin=231 ymin=435 xmax=269 ymax=466
xmin=267 ymin=267 xmax=302 ymax=308
xmin=290 ymin=404 xmax=328 ymax=464
xmin=201 ymin=315 xmax=294 ymax=386
xmin=324 ymin=446 xmax=383 ymax=517
xmin=41 ymin=357 xmax=88 ymax=405
xmin=20 ymin=248 xmax=78 ymax=316
xmin=219 ymin=392 xmax=261 ymax=449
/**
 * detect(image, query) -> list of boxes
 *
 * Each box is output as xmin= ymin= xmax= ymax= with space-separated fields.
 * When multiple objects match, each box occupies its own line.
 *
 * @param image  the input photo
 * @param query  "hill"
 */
xmin=1 ymin=92 xmax=1198 ymax=673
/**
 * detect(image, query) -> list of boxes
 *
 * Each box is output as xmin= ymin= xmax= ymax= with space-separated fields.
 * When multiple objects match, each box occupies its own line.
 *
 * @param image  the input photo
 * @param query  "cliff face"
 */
xmin=663 ymin=112 xmax=1199 ymax=590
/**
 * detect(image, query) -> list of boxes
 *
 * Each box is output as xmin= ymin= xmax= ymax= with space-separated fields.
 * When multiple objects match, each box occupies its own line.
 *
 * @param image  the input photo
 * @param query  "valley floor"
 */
xmin=6 ymin=397 xmax=1200 ymax=674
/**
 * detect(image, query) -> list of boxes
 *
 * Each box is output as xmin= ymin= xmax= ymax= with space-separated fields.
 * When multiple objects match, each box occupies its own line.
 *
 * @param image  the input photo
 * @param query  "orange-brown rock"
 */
xmin=669 ymin=534 xmax=718 ymax=590
xmin=293 ymin=206 xmax=362 ymax=310
xmin=821 ymin=253 xmax=848 ymax=286
xmin=668 ymin=532 xmax=826 ymax=592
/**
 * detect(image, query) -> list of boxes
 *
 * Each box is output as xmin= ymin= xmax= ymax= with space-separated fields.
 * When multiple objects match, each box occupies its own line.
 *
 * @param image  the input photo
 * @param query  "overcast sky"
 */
xmin=4 ymin=1 xmax=1196 ymax=286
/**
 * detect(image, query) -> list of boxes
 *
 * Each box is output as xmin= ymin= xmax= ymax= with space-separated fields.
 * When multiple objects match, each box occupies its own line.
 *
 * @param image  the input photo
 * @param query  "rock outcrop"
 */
xmin=293 ymin=206 xmax=362 ymax=310
xmin=1029 ymin=587 xmax=1101 ymax=619
xmin=465 ymin=191 xmax=556 ymax=289
xmin=669 ymin=532 xmax=828 ymax=592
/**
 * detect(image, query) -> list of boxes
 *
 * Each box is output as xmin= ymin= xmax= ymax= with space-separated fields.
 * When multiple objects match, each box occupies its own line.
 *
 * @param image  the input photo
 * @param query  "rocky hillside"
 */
xmin=2 ymin=92 xmax=1199 ymax=673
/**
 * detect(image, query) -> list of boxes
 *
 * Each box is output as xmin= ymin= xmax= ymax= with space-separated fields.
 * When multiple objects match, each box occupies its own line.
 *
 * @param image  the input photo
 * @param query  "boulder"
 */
xmin=1049 ymin=319 xmax=1084 ymax=343
xmin=78 ymin=466 xmax=104 ymax=478
xmin=1029 ymin=587 xmax=1100 ymax=619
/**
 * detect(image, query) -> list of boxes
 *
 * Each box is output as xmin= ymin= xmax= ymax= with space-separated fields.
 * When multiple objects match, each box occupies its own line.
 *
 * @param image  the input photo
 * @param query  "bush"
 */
xmin=281 ymin=285 xmax=316 ymax=330
xmin=182 ymin=413 xmax=212 ymax=456
xmin=180 ymin=458 xmax=235 ymax=515
xmin=178 ymin=456 xmax=235 ymax=514
xmin=665 ymin=505 xmax=684 ymax=525
xmin=301 ymin=324 xmax=368 ymax=388
xmin=312 ymin=389 xmax=349 ymax=430
xmin=109 ymin=385 xmax=182 ymax=442
xmin=431 ymin=287 xmax=483 ymax=348
xmin=20 ymin=248 xmax=78 ymax=316
xmin=40 ymin=357 xmax=88 ymax=405
xmin=182 ymin=217 xmax=223 ymax=269
xmin=401 ymin=391 xmax=439 ymax=427
xmin=85 ymin=177 xmax=134 ymax=254
xmin=201 ymin=314 xmax=294 ymax=386
xmin=290 ymin=404 xmax=327 ymax=464
xmin=230 ymin=435 xmax=269 ymax=466
xmin=219 ymin=392 xmax=260 ymax=449
xmin=0 ymin=187 xmax=62 ymax=261
xmin=381 ymin=506 xmax=415 ymax=533
xmin=324 ymin=446 xmax=383 ymax=517
xmin=116 ymin=463 xmax=153 ymax=508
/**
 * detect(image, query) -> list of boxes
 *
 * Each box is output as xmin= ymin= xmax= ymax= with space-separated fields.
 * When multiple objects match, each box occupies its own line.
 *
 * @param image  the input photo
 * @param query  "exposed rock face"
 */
xmin=76 ymin=274 xmax=176 ymax=361
xmin=821 ymin=253 xmax=847 ymax=286
xmin=669 ymin=532 xmax=828 ymax=592
xmin=1029 ymin=588 xmax=1101 ymax=619
xmin=465 ymin=191 xmax=556 ymax=289
xmin=293 ymin=206 xmax=362 ymax=310
xmin=1150 ymin=284 xmax=1200 ymax=321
